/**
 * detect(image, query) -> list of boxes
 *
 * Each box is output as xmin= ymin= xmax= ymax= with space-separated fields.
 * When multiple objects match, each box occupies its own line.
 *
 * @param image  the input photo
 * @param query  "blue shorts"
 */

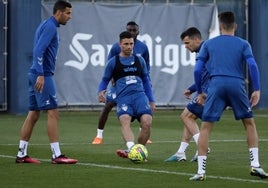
xmin=106 ymin=85 xmax=117 ymax=104
xmin=202 ymin=76 xmax=253 ymax=122
xmin=116 ymin=92 xmax=152 ymax=120
xmin=186 ymin=96 xmax=203 ymax=119
xmin=28 ymin=73 xmax=58 ymax=111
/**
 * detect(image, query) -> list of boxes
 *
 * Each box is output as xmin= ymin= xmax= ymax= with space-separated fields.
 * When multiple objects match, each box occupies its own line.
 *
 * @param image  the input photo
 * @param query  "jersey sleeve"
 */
xmin=33 ymin=21 xmax=56 ymax=75
xmin=194 ymin=59 xmax=205 ymax=94
xmin=246 ymin=57 xmax=260 ymax=91
xmin=98 ymin=58 xmax=115 ymax=92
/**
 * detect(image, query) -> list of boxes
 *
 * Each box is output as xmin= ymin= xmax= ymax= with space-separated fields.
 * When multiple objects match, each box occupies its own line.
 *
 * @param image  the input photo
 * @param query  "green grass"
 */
xmin=1 ymin=109 xmax=268 ymax=188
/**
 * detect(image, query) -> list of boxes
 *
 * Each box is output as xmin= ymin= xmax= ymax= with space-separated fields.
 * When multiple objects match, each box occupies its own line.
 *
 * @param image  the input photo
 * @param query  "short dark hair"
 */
xmin=53 ymin=0 xmax=72 ymax=14
xmin=126 ymin=21 xmax=139 ymax=28
xmin=119 ymin=31 xmax=133 ymax=41
xmin=180 ymin=27 xmax=201 ymax=40
xmin=218 ymin=11 xmax=235 ymax=30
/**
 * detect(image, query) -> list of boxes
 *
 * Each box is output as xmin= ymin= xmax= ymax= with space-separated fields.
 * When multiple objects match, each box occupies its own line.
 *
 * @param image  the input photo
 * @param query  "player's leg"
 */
xmin=138 ymin=114 xmax=152 ymax=145
xmin=92 ymin=101 xmax=115 ymax=144
xmin=16 ymin=73 xmax=41 ymax=163
xmin=116 ymin=114 xmax=135 ymax=158
xmin=189 ymin=121 xmax=213 ymax=181
xmin=190 ymin=78 xmax=224 ymax=180
xmin=165 ymin=102 xmax=201 ymax=162
xmin=135 ymin=93 xmax=153 ymax=145
xmin=139 ymin=126 xmax=153 ymax=144
xmin=242 ymin=118 xmax=267 ymax=178
xmin=16 ymin=110 xmax=41 ymax=163
xmin=227 ymin=78 xmax=267 ymax=178
xmin=45 ymin=76 xmax=77 ymax=164
xmin=165 ymin=126 xmax=189 ymax=162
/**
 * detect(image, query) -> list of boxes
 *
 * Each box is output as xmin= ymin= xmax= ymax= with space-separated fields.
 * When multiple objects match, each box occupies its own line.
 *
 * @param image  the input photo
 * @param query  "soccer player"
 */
xmin=98 ymin=31 xmax=155 ymax=158
xmin=92 ymin=21 xmax=152 ymax=144
xmin=15 ymin=0 xmax=77 ymax=164
xmin=165 ymin=27 xmax=210 ymax=162
xmin=190 ymin=11 xmax=268 ymax=181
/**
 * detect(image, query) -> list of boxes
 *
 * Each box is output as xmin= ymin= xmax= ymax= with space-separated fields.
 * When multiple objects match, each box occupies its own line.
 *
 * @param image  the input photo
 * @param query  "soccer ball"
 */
xmin=128 ymin=144 xmax=148 ymax=163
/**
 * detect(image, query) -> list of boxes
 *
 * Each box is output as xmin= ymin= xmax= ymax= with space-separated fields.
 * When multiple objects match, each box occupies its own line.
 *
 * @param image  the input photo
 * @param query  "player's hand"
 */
xmin=150 ymin=102 xmax=156 ymax=113
xmin=98 ymin=90 xmax=106 ymax=103
xmin=34 ymin=76 xmax=44 ymax=93
xmin=250 ymin=90 xmax=260 ymax=107
xmin=196 ymin=93 xmax=206 ymax=105
xmin=184 ymin=89 xmax=191 ymax=99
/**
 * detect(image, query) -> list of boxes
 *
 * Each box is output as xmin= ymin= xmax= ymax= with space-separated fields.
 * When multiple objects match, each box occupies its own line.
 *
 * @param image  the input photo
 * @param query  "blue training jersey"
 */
xmin=98 ymin=55 xmax=154 ymax=102
xmin=30 ymin=16 xmax=60 ymax=76
xmin=198 ymin=35 xmax=254 ymax=79
xmin=108 ymin=39 xmax=150 ymax=73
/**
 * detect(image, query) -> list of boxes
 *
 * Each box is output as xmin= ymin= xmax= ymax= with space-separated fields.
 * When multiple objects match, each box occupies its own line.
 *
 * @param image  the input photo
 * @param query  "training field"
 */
xmin=1 ymin=109 xmax=268 ymax=188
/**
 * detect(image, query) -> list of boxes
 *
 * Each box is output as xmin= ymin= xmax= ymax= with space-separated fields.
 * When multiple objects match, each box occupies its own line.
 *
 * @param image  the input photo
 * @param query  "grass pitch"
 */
xmin=0 ymin=109 xmax=268 ymax=188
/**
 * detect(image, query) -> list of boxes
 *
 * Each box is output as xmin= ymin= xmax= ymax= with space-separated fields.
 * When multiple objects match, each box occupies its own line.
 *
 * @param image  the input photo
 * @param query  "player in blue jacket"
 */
xmin=98 ymin=31 xmax=155 ymax=158
xmin=92 ymin=21 xmax=152 ymax=144
xmin=165 ymin=27 xmax=210 ymax=163
xmin=15 ymin=0 xmax=77 ymax=164
xmin=190 ymin=11 xmax=267 ymax=181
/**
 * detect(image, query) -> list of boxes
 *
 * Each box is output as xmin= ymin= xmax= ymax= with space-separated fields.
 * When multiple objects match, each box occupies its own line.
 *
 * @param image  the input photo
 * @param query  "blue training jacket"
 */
xmin=30 ymin=16 xmax=59 ymax=76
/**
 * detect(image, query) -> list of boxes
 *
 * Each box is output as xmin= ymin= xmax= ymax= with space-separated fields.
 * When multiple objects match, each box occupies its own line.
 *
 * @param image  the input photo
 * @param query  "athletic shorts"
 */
xmin=28 ymin=72 xmax=58 ymax=111
xmin=202 ymin=76 xmax=253 ymax=122
xmin=186 ymin=96 xmax=204 ymax=119
xmin=106 ymin=85 xmax=117 ymax=104
xmin=116 ymin=92 xmax=152 ymax=120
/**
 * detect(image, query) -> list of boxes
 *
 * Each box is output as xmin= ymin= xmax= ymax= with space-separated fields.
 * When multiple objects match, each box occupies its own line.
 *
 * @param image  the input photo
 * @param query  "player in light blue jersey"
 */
xmin=190 ymin=11 xmax=267 ymax=181
xmin=165 ymin=27 xmax=210 ymax=163
xmin=98 ymin=31 xmax=155 ymax=159
xmin=15 ymin=0 xmax=77 ymax=164
xmin=92 ymin=21 xmax=152 ymax=144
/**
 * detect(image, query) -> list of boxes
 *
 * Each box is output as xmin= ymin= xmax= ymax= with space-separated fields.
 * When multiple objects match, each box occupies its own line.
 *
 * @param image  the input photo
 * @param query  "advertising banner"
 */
xmin=42 ymin=2 xmax=219 ymax=107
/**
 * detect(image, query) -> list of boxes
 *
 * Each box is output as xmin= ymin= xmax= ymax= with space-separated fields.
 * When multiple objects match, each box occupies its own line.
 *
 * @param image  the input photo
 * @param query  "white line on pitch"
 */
xmin=0 ymin=154 xmax=267 ymax=185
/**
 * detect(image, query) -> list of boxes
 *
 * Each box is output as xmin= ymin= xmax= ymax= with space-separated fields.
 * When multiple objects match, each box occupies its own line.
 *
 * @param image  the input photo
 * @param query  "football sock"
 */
xmin=17 ymin=140 xmax=28 ymax=157
xmin=249 ymin=147 xmax=260 ymax=167
xmin=96 ymin=129 xmax=104 ymax=138
xmin=193 ymin=133 xmax=200 ymax=144
xmin=197 ymin=156 xmax=207 ymax=174
xmin=126 ymin=141 xmax=135 ymax=150
xmin=177 ymin=142 xmax=189 ymax=153
xmin=50 ymin=142 xmax=61 ymax=159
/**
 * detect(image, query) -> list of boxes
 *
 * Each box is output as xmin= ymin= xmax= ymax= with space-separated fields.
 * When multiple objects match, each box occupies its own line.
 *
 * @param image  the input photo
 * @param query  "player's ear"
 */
xmin=234 ymin=23 xmax=238 ymax=31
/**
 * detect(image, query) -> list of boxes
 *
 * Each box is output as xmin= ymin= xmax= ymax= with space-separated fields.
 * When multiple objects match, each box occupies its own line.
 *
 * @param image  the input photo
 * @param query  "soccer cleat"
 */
xmin=116 ymin=149 xmax=129 ymax=158
xmin=92 ymin=137 xmax=103 ymax=144
xmin=164 ymin=153 xmax=186 ymax=162
xmin=52 ymin=154 xmax=78 ymax=164
xmin=250 ymin=167 xmax=268 ymax=179
xmin=189 ymin=173 xmax=206 ymax=181
xmin=16 ymin=155 xmax=41 ymax=164
xmin=146 ymin=139 xmax=152 ymax=144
